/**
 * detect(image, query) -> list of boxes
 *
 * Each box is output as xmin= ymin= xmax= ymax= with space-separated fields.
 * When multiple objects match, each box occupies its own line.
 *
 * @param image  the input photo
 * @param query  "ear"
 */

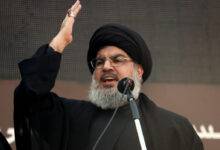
xmin=137 ymin=64 xmax=144 ymax=79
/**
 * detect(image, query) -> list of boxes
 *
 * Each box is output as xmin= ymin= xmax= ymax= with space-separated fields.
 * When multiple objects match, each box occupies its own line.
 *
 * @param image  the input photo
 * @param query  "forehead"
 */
xmin=96 ymin=46 xmax=130 ymax=57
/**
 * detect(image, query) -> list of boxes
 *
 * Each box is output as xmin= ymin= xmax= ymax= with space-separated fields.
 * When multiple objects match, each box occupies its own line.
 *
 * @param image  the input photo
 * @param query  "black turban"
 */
xmin=87 ymin=23 xmax=152 ymax=83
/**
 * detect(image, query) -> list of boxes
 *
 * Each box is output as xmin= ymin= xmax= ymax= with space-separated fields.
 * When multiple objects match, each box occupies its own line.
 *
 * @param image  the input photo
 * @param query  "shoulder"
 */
xmin=139 ymin=93 xmax=197 ymax=135
xmin=139 ymin=93 xmax=189 ymax=121
xmin=139 ymin=93 xmax=204 ymax=149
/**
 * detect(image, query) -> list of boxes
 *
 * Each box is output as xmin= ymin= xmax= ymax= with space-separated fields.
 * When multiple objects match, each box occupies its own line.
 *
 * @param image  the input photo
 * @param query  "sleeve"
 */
xmin=14 ymin=44 xmax=67 ymax=150
xmin=18 ymin=44 xmax=61 ymax=96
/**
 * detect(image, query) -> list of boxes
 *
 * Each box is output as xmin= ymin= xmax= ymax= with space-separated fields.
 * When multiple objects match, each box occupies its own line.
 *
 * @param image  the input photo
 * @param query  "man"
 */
xmin=14 ymin=0 xmax=203 ymax=150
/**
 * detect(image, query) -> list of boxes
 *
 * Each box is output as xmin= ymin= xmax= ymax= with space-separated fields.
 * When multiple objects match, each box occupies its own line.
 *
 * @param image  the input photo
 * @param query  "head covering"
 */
xmin=87 ymin=23 xmax=152 ymax=83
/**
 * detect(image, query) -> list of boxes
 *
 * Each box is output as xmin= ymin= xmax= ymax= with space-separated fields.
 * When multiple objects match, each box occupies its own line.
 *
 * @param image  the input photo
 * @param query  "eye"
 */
xmin=95 ymin=58 xmax=105 ymax=66
xmin=112 ymin=56 xmax=127 ymax=63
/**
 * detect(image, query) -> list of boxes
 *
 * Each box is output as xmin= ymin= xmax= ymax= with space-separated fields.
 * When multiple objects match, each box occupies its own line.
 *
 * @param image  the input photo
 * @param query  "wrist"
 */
xmin=49 ymin=36 xmax=67 ymax=53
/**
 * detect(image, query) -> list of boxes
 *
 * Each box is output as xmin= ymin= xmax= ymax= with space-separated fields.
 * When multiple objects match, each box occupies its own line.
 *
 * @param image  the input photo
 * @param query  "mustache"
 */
xmin=100 ymin=73 xmax=119 ymax=81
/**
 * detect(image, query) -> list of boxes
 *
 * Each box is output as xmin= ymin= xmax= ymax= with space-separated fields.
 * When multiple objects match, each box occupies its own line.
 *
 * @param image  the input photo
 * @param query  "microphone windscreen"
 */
xmin=117 ymin=77 xmax=134 ymax=94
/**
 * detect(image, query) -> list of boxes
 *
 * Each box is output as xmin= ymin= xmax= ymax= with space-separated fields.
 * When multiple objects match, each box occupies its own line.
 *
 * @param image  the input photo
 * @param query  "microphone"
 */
xmin=117 ymin=78 xmax=148 ymax=150
xmin=117 ymin=77 xmax=134 ymax=95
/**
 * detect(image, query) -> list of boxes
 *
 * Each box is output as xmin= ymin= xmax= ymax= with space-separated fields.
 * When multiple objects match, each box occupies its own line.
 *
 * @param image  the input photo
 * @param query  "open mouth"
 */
xmin=100 ymin=74 xmax=119 ymax=87
xmin=102 ymin=78 xmax=117 ymax=82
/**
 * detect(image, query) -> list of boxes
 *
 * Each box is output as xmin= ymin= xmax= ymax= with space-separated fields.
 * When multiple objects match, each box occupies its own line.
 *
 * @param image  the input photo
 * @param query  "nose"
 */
xmin=102 ymin=59 xmax=113 ymax=71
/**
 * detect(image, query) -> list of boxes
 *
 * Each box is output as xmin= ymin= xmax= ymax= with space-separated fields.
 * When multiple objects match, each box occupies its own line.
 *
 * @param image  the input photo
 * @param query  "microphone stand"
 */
xmin=126 ymin=90 xmax=147 ymax=150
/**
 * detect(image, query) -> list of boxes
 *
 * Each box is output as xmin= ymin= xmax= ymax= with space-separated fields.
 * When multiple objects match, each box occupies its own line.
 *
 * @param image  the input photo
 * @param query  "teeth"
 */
xmin=103 ymin=78 xmax=116 ymax=82
xmin=101 ymin=73 xmax=118 ymax=82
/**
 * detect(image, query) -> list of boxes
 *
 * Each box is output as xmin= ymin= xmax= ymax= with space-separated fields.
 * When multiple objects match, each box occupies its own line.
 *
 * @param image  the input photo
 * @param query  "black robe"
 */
xmin=14 ymin=45 xmax=203 ymax=150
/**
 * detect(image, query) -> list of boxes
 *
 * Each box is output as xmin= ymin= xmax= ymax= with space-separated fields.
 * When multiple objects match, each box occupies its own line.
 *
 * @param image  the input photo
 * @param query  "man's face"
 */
xmin=93 ymin=46 xmax=143 ymax=89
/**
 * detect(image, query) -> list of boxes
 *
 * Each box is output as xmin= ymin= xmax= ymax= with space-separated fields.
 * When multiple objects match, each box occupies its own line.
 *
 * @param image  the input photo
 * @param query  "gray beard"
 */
xmin=88 ymin=70 xmax=142 ymax=109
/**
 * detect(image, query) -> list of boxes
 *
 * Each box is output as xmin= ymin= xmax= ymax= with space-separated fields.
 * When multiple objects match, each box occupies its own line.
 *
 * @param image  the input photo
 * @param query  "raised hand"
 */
xmin=49 ymin=0 xmax=82 ymax=53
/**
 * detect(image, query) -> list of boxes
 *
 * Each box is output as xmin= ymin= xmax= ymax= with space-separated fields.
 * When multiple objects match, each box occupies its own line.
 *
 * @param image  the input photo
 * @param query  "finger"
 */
xmin=70 ymin=0 xmax=80 ymax=12
xmin=60 ymin=1 xmax=81 ymax=29
xmin=72 ymin=3 xmax=82 ymax=18
xmin=68 ymin=2 xmax=81 ymax=18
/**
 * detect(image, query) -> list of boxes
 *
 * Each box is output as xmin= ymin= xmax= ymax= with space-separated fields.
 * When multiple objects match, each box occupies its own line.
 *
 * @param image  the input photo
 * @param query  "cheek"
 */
xmin=117 ymin=67 xmax=134 ymax=79
xmin=93 ymin=70 xmax=100 ymax=81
